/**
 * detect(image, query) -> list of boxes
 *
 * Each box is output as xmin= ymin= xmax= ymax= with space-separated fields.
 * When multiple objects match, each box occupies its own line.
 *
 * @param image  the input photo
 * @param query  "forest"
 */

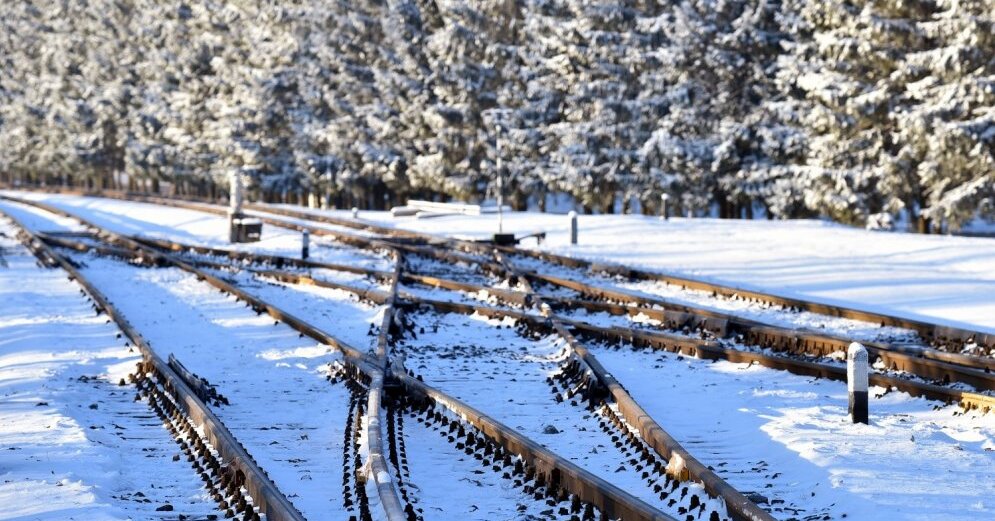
xmin=1 ymin=0 xmax=992 ymax=231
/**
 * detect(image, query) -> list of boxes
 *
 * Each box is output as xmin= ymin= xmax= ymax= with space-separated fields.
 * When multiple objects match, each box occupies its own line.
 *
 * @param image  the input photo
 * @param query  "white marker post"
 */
xmin=352 ymin=207 xmax=359 ymax=219
xmin=568 ymin=211 xmax=578 ymax=245
xmin=228 ymin=172 xmax=244 ymax=243
xmin=301 ymin=230 xmax=310 ymax=260
xmin=660 ymin=193 xmax=670 ymax=220
xmin=848 ymin=342 xmax=869 ymax=424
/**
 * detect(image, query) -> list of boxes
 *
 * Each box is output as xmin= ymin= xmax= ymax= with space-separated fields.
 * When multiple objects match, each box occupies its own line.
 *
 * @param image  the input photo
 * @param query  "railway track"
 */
xmin=9 ymin=191 xmax=995 ymax=519
xmin=156 ymin=225 xmax=995 ymax=412
xmin=14 ymin=187 xmax=993 ymax=354
xmin=2 ymin=196 xmax=754 ymax=519
xmin=60 ymin=187 xmax=995 ymax=352
xmin=0 ymin=208 xmax=305 ymax=521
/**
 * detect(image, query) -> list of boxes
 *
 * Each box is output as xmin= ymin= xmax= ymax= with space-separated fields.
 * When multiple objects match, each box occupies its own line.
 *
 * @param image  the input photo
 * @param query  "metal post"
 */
xmin=847 ymin=342 xmax=869 ymax=424
xmin=301 ymin=230 xmax=310 ymax=260
xmin=352 ymin=207 xmax=359 ymax=219
xmin=568 ymin=211 xmax=578 ymax=245
xmin=660 ymin=193 xmax=670 ymax=220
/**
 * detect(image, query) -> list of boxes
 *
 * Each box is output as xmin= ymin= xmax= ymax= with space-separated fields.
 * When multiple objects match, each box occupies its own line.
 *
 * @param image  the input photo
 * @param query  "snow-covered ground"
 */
xmin=1 ymin=192 xmax=391 ymax=272
xmin=8 ymin=191 xmax=995 ymax=334
xmin=0 ymin=202 xmax=389 ymax=519
xmin=591 ymin=341 xmax=995 ymax=521
xmin=65 ymin=252 xmax=380 ymax=520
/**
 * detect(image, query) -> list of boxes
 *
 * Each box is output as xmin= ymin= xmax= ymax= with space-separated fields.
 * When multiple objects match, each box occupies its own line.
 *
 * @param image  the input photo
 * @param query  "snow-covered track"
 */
xmin=390 ymin=363 xmax=681 ymax=521
xmin=6 ymin=188 xmax=994 ymax=355
xmin=350 ymin=247 xmax=995 ymax=414
xmin=14 ymin=191 xmax=995 ymax=517
xmin=499 ymin=247 xmax=995 ymax=353
xmin=3 ymin=195 xmax=713 ymax=521
xmin=0 ymin=207 xmax=306 ymax=521
xmin=45 ymin=213 xmax=995 ymax=416
xmin=491 ymin=251 xmax=773 ymax=521
xmin=391 ymin=288 xmax=995 ymax=417
xmin=52 ymin=187 xmax=995 ymax=351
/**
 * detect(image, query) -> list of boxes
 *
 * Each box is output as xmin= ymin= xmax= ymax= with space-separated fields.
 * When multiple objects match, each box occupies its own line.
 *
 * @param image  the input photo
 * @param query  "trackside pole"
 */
xmin=352 ymin=207 xmax=359 ymax=219
xmin=568 ymin=211 xmax=578 ymax=245
xmin=228 ymin=172 xmax=243 ymax=243
xmin=660 ymin=193 xmax=669 ymax=220
xmin=301 ymin=230 xmax=310 ymax=260
xmin=848 ymin=342 xmax=869 ymax=424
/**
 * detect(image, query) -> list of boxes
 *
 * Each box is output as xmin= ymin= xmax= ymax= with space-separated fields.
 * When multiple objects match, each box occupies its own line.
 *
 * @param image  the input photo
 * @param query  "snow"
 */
xmin=1 ymin=192 xmax=391 ymax=272
xmin=67 ymin=254 xmax=380 ymax=520
xmin=515 ymin=254 xmax=921 ymax=346
xmin=12 ymin=191 xmax=995 ymax=339
xmin=399 ymin=409 xmax=558 ymax=521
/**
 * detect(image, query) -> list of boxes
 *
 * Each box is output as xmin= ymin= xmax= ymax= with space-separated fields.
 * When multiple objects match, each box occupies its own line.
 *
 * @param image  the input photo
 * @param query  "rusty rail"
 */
xmin=498 ymin=246 xmax=995 ymax=352
xmin=396 ymin=294 xmax=995 ymax=415
xmin=392 ymin=368 xmax=677 ymax=521
xmin=524 ymin=271 xmax=995 ymax=391
xmin=489 ymin=250 xmax=773 ymax=521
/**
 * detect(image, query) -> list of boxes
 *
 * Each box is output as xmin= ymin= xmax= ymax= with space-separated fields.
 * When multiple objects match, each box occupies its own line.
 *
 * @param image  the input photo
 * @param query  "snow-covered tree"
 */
xmin=1 ymin=0 xmax=991 ymax=229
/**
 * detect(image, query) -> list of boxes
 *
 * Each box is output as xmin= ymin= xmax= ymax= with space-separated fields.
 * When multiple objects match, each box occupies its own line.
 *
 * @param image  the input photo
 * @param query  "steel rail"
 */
xmin=5 ymin=195 xmax=687 ymax=521
xmin=496 ymin=246 xmax=995 ymax=351
xmin=538 ymin=293 xmax=995 ymax=372
xmin=390 ymin=367 xmax=678 ymax=521
xmin=0 ymin=196 xmax=374 ymax=364
xmin=73 ymin=225 xmax=995 ymax=406
xmin=523 ymin=270 xmax=995 ymax=391
xmin=136 ymin=188 xmax=995 ymax=353
xmin=0 ymin=207 xmax=306 ymax=521
xmin=191 ymin=190 xmax=995 ymax=357
xmin=180 ymin=257 xmax=995 ymax=415
xmin=132 ymin=236 xmax=394 ymax=278
xmin=365 ymin=248 xmax=409 ymax=521
xmin=557 ymin=318 xmax=995 ymax=413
